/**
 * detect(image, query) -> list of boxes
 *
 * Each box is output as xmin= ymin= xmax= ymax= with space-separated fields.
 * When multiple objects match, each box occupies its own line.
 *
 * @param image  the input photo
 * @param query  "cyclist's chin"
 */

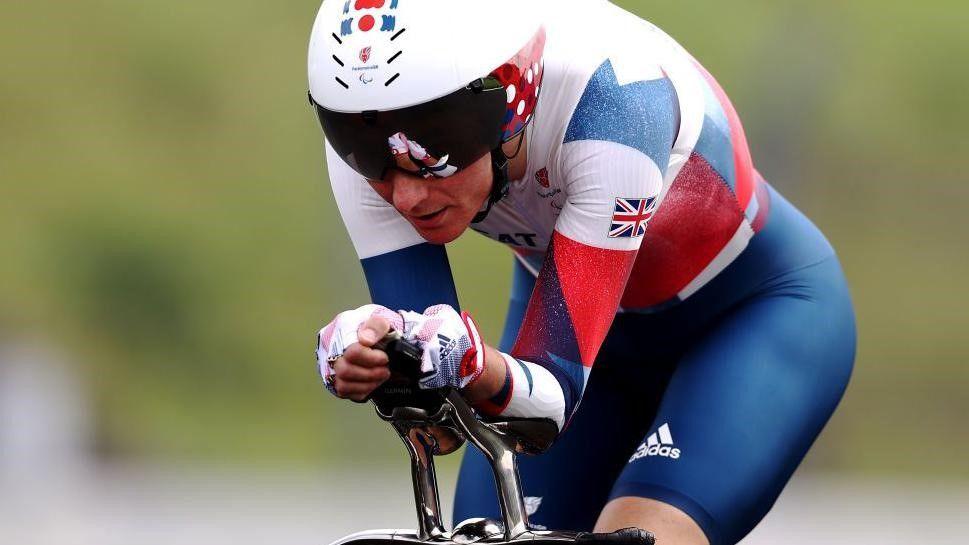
xmin=408 ymin=208 xmax=472 ymax=244
xmin=413 ymin=221 xmax=468 ymax=244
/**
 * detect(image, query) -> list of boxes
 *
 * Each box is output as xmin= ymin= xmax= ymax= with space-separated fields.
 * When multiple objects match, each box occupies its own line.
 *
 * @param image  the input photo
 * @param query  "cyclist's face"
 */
xmin=368 ymin=154 xmax=492 ymax=244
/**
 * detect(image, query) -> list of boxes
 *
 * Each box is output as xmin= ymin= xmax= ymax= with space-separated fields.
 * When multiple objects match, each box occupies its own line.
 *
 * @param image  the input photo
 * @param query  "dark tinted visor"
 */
xmin=313 ymin=77 xmax=507 ymax=180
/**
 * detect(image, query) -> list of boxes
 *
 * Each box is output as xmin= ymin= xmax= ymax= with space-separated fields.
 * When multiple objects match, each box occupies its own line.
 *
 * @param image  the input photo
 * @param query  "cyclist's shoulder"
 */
xmin=536 ymin=6 xmax=695 ymax=170
xmin=542 ymin=2 xmax=694 ymax=92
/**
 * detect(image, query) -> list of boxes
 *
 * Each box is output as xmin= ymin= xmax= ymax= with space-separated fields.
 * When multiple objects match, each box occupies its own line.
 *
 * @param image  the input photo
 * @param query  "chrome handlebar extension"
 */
xmin=330 ymin=333 xmax=654 ymax=545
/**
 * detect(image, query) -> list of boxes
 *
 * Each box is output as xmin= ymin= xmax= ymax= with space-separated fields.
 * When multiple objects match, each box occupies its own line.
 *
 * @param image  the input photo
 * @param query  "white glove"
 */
xmin=315 ymin=304 xmax=485 ymax=395
xmin=316 ymin=304 xmax=403 ymax=395
xmin=399 ymin=304 xmax=485 ymax=390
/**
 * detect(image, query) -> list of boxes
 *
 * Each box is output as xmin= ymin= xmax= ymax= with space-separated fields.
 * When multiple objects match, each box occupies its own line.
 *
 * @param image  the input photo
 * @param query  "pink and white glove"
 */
xmin=315 ymin=304 xmax=403 ymax=395
xmin=399 ymin=304 xmax=485 ymax=390
xmin=315 ymin=303 xmax=485 ymax=395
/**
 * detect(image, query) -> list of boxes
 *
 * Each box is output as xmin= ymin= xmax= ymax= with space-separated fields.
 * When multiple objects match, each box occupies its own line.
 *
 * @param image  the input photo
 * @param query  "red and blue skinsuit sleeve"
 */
xmin=510 ymin=60 xmax=678 ymax=427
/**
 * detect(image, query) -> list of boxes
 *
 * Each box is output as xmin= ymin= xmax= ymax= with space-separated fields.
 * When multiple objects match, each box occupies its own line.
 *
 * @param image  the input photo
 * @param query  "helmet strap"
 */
xmin=471 ymin=148 xmax=510 ymax=224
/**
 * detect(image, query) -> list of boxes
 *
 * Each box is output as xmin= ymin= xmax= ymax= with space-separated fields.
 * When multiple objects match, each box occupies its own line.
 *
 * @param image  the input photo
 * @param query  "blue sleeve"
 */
xmin=360 ymin=243 xmax=460 ymax=311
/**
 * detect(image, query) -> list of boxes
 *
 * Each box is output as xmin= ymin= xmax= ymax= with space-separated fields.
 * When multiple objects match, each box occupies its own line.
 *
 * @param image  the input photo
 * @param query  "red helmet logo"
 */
xmin=359 ymin=46 xmax=372 ymax=63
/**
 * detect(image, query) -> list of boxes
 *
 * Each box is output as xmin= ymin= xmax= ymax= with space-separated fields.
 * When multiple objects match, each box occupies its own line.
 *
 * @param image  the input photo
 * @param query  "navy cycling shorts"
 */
xmin=453 ymin=185 xmax=856 ymax=545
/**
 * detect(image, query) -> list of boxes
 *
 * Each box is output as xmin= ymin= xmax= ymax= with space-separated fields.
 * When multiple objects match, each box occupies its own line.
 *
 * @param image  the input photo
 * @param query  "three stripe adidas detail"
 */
xmin=629 ymin=423 xmax=681 ymax=461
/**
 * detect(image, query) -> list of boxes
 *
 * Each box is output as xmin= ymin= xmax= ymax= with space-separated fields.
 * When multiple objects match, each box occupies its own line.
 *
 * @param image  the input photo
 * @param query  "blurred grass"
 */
xmin=0 ymin=1 xmax=966 ymax=476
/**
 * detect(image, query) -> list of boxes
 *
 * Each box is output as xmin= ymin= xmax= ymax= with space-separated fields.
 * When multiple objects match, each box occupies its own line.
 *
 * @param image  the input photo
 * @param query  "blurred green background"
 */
xmin=1 ymin=0 xmax=966 ymax=478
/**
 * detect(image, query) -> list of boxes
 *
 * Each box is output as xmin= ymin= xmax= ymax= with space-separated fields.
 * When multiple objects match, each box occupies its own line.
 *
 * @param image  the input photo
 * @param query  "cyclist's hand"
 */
xmin=399 ymin=304 xmax=485 ymax=391
xmin=316 ymin=304 xmax=402 ymax=401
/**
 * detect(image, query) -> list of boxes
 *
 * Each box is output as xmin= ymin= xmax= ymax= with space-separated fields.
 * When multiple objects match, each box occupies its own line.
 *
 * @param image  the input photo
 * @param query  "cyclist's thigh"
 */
xmin=610 ymin=256 xmax=856 ymax=545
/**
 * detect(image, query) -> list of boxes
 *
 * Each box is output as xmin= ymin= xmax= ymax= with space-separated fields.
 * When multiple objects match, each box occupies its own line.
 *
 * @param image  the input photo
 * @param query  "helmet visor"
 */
xmin=313 ymin=77 xmax=507 ymax=180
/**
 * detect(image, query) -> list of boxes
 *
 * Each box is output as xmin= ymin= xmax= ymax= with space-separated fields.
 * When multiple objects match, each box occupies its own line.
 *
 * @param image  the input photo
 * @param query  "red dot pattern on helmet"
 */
xmin=358 ymin=14 xmax=375 ymax=31
xmin=490 ymin=27 xmax=547 ymax=141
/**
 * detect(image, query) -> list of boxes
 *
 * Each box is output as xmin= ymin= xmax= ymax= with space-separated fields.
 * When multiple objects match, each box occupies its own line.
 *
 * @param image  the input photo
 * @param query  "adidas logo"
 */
xmin=437 ymin=334 xmax=457 ymax=360
xmin=629 ymin=423 xmax=681 ymax=462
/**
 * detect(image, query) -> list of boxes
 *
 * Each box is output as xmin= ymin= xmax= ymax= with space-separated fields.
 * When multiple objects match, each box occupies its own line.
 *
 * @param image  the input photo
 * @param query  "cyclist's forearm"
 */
xmin=464 ymin=344 xmax=567 ymax=431
xmin=462 ymin=344 xmax=508 ymax=403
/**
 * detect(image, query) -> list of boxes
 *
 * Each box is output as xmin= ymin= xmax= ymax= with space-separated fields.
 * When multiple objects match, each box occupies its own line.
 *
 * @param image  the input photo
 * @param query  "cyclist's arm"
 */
xmin=474 ymin=67 xmax=678 ymax=434
xmin=326 ymin=141 xmax=461 ymax=311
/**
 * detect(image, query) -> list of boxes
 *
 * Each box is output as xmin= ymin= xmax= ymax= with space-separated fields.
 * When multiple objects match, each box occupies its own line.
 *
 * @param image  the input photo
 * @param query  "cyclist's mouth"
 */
xmin=409 ymin=207 xmax=448 ymax=229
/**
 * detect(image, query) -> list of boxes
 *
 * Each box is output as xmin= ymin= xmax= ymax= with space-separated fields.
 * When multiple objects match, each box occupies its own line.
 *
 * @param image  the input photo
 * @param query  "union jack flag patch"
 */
xmin=609 ymin=197 xmax=657 ymax=238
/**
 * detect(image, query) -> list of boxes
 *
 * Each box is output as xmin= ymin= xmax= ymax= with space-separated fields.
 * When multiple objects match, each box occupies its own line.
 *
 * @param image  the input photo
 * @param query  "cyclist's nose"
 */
xmin=391 ymin=172 xmax=431 ymax=214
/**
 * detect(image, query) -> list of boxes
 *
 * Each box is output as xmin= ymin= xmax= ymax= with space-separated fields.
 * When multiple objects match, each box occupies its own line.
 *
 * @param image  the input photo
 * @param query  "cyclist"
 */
xmin=308 ymin=2 xmax=856 ymax=544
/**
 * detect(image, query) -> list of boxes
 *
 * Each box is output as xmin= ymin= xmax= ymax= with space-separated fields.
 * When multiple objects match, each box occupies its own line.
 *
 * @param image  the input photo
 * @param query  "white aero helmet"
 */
xmin=307 ymin=0 xmax=547 ymax=185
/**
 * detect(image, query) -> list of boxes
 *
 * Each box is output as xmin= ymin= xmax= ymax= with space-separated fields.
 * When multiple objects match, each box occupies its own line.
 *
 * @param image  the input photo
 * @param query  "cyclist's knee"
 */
xmin=596 ymin=497 xmax=709 ymax=545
